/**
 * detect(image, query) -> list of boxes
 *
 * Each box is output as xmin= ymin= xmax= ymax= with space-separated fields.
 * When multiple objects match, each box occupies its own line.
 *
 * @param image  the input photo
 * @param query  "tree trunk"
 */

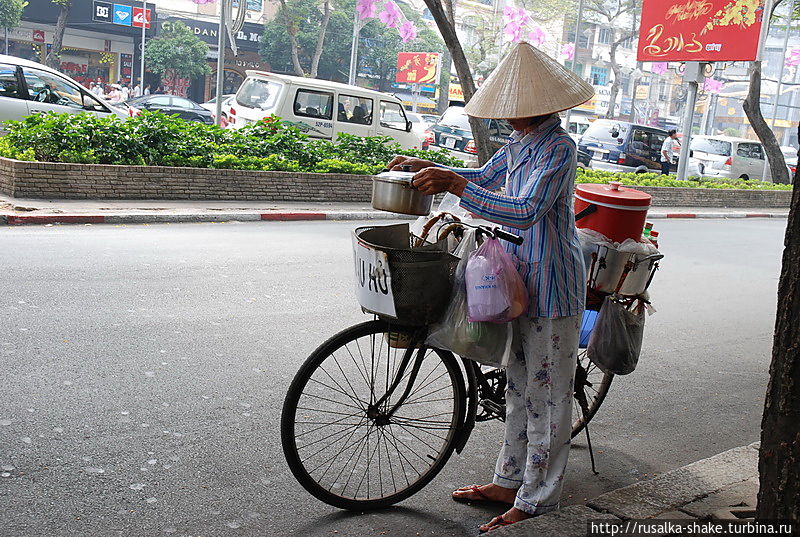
xmin=309 ymin=0 xmax=331 ymax=78
xmin=423 ymin=0 xmax=493 ymax=165
xmin=45 ymin=1 xmax=71 ymax=70
xmin=756 ymin=123 xmax=800 ymax=522
xmin=743 ymin=61 xmax=790 ymax=184
xmin=279 ymin=0 xmax=305 ymax=77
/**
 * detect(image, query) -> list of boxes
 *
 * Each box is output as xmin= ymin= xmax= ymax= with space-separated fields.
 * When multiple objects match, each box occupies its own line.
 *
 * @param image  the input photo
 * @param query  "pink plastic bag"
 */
xmin=465 ymin=237 xmax=529 ymax=322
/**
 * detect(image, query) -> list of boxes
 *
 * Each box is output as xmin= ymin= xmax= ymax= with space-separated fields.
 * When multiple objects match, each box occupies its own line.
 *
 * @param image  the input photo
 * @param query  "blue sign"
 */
xmin=113 ymin=4 xmax=132 ymax=26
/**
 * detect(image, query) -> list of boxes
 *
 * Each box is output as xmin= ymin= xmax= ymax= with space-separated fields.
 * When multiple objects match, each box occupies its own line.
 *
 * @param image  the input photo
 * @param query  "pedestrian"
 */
xmin=120 ymin=83 xmax=130 ymax=102
xmin=144 ymin=84 xmax=151 ymax=96
xmin=660 ymin=129 xmax=679 ymax=175
xmin=105 ymin=84 xmax=122 ymax=103
xmin=386 ymin=41 xmax=593 ymax=532
xmin=133 ymin=82 xmax=142 ymax=98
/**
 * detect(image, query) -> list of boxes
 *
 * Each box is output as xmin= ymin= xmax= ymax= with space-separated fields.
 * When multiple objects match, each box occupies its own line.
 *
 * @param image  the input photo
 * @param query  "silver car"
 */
xmin=689 ymin=135 xmax=773 ymax=181
xmin=0 ymin=54 xmax=127 ymax=132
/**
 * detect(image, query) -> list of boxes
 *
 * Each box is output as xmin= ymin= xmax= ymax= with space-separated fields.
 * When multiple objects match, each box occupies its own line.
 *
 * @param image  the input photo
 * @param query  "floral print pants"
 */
xmin=492 ymin=314 xmax=582 ymax=515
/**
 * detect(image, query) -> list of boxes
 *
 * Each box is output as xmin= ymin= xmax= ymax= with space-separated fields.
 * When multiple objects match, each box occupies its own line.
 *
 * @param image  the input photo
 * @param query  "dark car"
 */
xmin=578 ymin=119 xmax=675 ymax=174
xmin=126 ymin=94 xmax=214 ymax=124
xmin=426 ymin=105 xmax=592 ymax=168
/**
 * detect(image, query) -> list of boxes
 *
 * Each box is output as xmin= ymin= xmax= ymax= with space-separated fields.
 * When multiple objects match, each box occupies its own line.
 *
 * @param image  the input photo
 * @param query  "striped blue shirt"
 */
xmin=450 ymin=115 xmax=585 ymax=318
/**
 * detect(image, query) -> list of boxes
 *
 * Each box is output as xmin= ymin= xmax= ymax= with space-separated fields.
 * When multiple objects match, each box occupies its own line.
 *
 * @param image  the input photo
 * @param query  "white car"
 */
xmin=200 ymin=93 xmax=234 ymax=114
xmin=689 ymin=135 xmax=773 ymax=181
xmin=0 ymin=54 xmax=128 ymax=131
xmin=781 ymin=145 xmax=797 ymax=178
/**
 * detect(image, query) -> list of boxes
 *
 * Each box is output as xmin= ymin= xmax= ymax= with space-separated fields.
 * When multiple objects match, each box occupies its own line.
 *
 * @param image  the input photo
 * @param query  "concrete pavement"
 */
xmin=0 ymin=195 xmax=790 ymax=225
xmin=495 ymin=443 xmax=761 ymax=537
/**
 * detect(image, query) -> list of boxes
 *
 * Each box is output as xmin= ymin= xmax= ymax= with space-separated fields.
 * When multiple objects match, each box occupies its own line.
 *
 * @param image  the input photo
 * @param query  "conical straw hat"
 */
xmin=464 ymin=42 xmax=595 ymax=119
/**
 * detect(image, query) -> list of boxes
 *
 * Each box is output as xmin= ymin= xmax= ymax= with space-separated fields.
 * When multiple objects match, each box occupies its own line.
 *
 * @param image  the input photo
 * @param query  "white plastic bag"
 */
xmin=410 ymin=193 xmax=473 ymax=245
xmin=427 ymin=229 xmax=513 ymax=368
xmin=465 ymin=238 xmax=528 ymax=323
xmin=586 ymin=297 xmax=645 ymax=375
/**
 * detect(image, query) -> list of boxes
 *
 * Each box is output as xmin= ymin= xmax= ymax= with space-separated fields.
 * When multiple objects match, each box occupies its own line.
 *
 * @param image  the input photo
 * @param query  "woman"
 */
xmin=387 ymin=42 xmax=594 ymax=533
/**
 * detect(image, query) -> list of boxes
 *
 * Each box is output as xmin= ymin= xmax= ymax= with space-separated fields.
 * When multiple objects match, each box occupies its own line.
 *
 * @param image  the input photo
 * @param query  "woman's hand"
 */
xmin=412 ymin=167 xmax=468 ymax=196
xmin=386 ymin=155 xmax=437 ymax=172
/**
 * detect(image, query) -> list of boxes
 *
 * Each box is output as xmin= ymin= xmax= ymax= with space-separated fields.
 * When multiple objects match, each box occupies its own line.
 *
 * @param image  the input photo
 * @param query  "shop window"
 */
xmin=294 ymin=89 xmax=333 ymax=120
xmin=337 ymin=94 xmax=373 ymax=125
xmin=590 ymin=66 xmax=609 ymax=85
xmin=22 ymin=67 xmax=83 ymax=109
xmin=0 ymin=64 xmax=20 ymax=99
xmin=380 ymin=101 xmax=408 ymax=131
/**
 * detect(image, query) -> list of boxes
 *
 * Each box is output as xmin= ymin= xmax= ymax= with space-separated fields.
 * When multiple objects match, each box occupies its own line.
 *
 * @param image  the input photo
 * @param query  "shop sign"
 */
xmin=637 ymin=0 xmax=768 ymax=62
xmin=32 ymin=30 xmax=45 ymax=43
xmin=396 ymin=53 xmax=439 ymax=84
xmin=448 ymin=83 xmax=464 ymax=102
xmin=133 ymin=8 xmax=152 ymax=29
xmin=112 ymin=4 xmax=133 ymax=26
xmin=160 ymin=18 xmax=263 ymax=52
xmin=93 ymin=2 xmax=113 ymax=23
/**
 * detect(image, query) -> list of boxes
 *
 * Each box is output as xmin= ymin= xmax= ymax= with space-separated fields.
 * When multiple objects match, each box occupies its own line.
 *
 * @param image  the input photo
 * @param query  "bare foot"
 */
xmin=479 ymin=507 xmax=533 ymax=533
xmin=451 ymin=483 xmax=517 ymax=504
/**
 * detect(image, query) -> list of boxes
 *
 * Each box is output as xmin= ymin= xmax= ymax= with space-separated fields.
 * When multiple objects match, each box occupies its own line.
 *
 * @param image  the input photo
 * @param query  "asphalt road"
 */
xmin=0 ymin=219 xmax=786 ymax=537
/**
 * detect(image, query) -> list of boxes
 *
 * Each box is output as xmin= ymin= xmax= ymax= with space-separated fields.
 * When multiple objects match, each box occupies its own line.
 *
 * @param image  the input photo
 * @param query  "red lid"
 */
xmin=575 ymin=182 xmax=651 ymax=207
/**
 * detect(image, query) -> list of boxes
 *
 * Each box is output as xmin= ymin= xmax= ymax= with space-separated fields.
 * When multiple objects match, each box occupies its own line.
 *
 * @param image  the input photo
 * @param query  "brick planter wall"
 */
xmin=0 ymin=157 xmax=792 ymax=207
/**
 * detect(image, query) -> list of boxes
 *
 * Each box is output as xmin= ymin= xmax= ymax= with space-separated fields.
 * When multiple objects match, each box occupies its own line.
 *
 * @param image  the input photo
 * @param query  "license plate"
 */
xmin=592 ymin=150 xmax=603 ymax=160
xmin=443 ymin=137 xmax=456 ymax=149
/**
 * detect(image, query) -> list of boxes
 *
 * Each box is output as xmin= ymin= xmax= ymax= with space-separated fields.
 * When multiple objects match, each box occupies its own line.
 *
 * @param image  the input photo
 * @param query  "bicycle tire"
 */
xmin=281 ymin=320 xmax=466 ymax=510
xmin=571 ymin=350 xmax=614 ymax=438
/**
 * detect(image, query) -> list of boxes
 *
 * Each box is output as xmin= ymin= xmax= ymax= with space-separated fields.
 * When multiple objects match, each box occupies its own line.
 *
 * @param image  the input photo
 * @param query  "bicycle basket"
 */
xmin=354 ymin=224 xmax=458 ymax=326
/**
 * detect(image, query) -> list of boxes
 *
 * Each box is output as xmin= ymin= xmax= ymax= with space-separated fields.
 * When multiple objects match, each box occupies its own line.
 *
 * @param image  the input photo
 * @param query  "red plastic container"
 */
xmin=574 ymin=182 xmax=651 ymax=243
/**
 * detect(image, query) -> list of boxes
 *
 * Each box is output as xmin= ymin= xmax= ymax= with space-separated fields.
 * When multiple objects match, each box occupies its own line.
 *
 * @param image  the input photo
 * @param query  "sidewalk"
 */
xmin=494 ymin=442 xmax=760 ymax=537
xmin=0 ymin=195 xmax=789 ymax=225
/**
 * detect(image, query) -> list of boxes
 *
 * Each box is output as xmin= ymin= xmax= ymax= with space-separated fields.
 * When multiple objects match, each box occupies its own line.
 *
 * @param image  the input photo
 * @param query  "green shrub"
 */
xmin=576 ymin=168 xmax=793 ymax=191
xmin=312 ymin=159 xmax=383 ymax=175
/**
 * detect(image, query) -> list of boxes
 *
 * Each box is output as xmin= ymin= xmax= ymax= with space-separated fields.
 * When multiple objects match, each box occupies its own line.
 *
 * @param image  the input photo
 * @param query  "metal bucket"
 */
xmin=371 ymin=171 xmax=433 ymax=216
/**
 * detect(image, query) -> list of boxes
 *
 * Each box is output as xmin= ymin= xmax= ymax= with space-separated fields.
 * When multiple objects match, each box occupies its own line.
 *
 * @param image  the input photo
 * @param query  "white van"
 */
xmin=689 ymin=135 xmax=773 ymax=181
xmin=229 ymin=71 xmax=424 ymax=150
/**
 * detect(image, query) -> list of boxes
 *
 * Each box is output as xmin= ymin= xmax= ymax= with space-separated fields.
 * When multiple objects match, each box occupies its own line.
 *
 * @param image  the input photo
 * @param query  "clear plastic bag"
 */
xmin=465 ymin=237 xmax=528 ymax=323
xmin=426 ymin=230 xmax=512 ymax=368
xmin=586 ymin=297 xmax=645 ymax=375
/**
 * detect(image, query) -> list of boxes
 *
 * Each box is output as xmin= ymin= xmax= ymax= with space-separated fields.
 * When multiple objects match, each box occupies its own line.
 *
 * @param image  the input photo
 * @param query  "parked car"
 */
xmin=688 ymin=135 xmax=772 ymax=181
xmin=425 ymin=105 xmax=592 ymax=168
xmin=0 ymin=54 xmax=127 ymax=131
xmin=781 ymin=145 xmax=797 ymax=179
xmin=200 ymin=93 xmax=234 ymax=113
xmin=562 ymin=114 xmax=592 ymax=142
xmin=420 ymin=113 xmax=439 ymax=127
xmin=578 ymin=119 xmax=675 ymax=174
xmin=405 ymin=111 xmax=432 ymax=148
xmin=229 ymin=71 xmax=424 ymax=149
xmin=126 ymin=94 xmax=214 ymax=124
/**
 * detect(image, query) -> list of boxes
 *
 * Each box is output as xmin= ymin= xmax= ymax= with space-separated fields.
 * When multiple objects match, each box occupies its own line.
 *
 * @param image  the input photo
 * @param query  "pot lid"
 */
xmin=575 ymin=181 xmax=651 ymax=207
xmin=375 ymin=171 xmax=415 ymax=184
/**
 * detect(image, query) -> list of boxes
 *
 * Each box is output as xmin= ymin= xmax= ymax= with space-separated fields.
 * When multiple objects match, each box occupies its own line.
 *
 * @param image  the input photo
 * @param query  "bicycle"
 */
xmin=281 ymin=221 xmax=615 ymax=511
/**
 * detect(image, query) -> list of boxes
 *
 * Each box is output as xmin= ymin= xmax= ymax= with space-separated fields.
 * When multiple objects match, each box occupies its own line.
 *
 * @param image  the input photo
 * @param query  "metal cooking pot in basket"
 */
xmin=371 ymin=169 xmax=433 ymax=216
xmin=587 ymin=244 xmax=663 ymax=296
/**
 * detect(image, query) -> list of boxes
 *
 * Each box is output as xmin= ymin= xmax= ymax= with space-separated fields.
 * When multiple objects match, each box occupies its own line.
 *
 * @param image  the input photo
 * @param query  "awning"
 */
xmin=392 ymin=92 xmax=437 ymax=109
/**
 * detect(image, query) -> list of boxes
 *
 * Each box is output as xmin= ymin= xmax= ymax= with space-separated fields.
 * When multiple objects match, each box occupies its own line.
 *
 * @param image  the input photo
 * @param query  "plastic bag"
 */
xmin=465 ymin=237 xmax=529 ymax=323
xmin=410 ymin=193 xmax=474 ymax=245
xmin=618 ymin=237 xmax=659 ymax=256
xmin=426 ymin=230 xmax=513 ymax=367
xmin=586 ymin=297 xmax=645 ymax=375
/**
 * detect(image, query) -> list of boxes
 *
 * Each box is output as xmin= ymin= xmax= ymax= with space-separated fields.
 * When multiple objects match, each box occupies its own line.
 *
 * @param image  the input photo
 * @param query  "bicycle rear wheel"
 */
xmin=281 ymin=320 xmax=466 ymax=510
xmin=571 ymin=349 xmax=614 ymax=437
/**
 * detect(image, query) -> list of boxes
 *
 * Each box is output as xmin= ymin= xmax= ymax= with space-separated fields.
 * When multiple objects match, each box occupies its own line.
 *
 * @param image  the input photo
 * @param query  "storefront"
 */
xmin=19 ymin=0 xmax=156 ymax=88
xmin=159 ymin=16 xmax=269 ymax=102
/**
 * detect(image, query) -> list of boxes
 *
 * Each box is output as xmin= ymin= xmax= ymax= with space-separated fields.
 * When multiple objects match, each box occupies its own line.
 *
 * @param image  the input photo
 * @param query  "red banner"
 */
xmin=396 ymin=53 xmax=440 ymax=84
xmin=637 ymin=0 xmax=767 ymax=62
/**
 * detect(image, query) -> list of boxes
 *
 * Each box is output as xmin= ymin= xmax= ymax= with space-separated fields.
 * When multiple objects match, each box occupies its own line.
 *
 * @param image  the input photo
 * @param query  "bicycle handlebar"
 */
xmin=491 ymin=227 xmax=524 ymax=246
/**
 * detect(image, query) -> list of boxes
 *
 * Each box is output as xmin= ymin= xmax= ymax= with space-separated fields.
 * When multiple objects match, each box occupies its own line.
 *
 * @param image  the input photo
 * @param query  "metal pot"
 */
xmin=371 ymin=170 xmax=433 ymax=216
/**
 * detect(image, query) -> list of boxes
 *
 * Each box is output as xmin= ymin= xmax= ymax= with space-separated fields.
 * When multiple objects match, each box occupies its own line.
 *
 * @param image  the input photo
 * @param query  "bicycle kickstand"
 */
xmin=583 ymin=420 xmax=599 ymax=475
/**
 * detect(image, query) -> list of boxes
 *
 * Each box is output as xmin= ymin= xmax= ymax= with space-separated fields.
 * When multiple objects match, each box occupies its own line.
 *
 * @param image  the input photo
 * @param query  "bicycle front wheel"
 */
xmin=281 ymin=320 xmax=466 ymax=510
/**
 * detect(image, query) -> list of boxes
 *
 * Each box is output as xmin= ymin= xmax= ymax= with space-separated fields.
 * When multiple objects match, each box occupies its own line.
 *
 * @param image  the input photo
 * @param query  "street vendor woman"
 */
xmin=387 ymin=42 xmax=595 ymax=533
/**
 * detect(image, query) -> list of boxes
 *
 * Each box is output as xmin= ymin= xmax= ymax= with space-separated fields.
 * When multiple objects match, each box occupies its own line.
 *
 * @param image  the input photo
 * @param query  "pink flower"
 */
xmin=399 ymin=20 xmax=417 ymax=42
xmin=379 ymin=1 xmax=401 ymax=28
xmin=561 ymin=42 xmax=575 ymax=61
xmin=650 ymin=62 xmax=668 ymax=75
xmin=786 ymin=48 xmax=800 ymax=67
xmin=528 ymin=25 xmax=546 ymax=47
xmin=703 ymin=78 xmax=724 ymax=93
xmin=504 ymin=20 xmax=523 ymax=42
xmin=356 ymin=0 xmax=377 ymax=19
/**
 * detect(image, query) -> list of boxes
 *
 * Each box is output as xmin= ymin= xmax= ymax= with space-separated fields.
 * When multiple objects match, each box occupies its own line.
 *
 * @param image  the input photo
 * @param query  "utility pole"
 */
xmin=348 ymin=11 xmax=361 ymax=85
xmin=140 ymin=0 xmax=147 ymax=91
xmin=677 ymin=62 xmax=702 ymax=181
xmin=763 ymin=0 xmax=795 ymax=180
xmin=564 ymin=0 xmax=585 ymax=130
xmin=215 ymin=0 xmax=227 ymax=125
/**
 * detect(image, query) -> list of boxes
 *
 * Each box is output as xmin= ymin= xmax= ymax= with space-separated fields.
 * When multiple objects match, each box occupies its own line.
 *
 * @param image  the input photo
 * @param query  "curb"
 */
xmin=493 ymin=442 xmax=760 ymax=537
xmin=0 ymin=211 xmax=787 ymax=226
